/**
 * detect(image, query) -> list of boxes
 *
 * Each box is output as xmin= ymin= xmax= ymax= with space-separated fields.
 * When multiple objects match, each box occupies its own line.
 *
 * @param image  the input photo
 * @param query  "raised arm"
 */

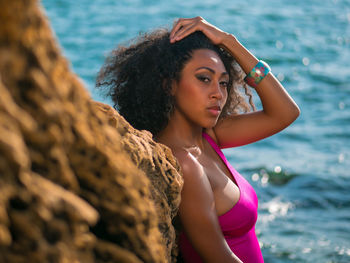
xmin=175 ymin=151 xmax=242 ymax=263
xmin=170 ymin=17 xmax=300 ymax=148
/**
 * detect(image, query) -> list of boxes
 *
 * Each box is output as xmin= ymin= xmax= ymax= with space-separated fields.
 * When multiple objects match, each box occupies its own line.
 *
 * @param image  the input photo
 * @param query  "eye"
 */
xmin=220 ymin=81 xmax=229 ymax=88
xmin=196 ymin=75 xmax=211 ymax=83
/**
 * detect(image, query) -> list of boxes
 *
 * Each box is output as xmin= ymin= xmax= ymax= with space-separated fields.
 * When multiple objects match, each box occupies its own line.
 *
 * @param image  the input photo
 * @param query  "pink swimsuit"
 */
xmin=179 ymin=132 xmax=264 ymax=263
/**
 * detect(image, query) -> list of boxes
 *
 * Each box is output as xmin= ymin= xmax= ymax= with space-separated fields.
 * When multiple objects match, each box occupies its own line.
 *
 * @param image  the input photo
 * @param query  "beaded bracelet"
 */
xmin=244 ymin=60 xmax=271 ymax=88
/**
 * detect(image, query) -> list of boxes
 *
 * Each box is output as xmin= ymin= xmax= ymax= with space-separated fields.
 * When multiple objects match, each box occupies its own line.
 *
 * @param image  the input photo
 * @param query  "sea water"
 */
xmin=42 ymin=0 xmax=350 ymax=262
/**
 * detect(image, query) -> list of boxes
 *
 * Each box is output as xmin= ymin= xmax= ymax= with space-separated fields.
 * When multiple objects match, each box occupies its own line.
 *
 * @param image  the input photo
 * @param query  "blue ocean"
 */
xmin=42 ymin=0 xmax=350 ymax=262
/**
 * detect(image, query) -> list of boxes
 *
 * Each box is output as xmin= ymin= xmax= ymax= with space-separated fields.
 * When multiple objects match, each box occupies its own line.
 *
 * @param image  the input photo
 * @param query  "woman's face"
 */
xmin=172 ymin=48 xmax=229 ymax=128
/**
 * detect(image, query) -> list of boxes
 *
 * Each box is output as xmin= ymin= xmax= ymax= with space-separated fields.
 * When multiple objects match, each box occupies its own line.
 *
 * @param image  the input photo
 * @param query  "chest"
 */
xmin=198 ymin=144 xmax=237 ymax=189
xmin=198 ymin=150 xmax=241 ymax=215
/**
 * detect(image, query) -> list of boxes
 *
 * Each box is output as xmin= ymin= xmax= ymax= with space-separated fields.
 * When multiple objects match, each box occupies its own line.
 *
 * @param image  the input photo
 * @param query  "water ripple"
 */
xmin=42 ymin=0 xmax=350 ymax=262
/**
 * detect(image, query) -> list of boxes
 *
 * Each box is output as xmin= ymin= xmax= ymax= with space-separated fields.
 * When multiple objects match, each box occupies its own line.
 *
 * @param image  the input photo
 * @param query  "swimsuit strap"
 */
xmin=202 ymin=132 xmax=226 ymax=160
xmin=202 ymin=132 xmax=240 ymax=187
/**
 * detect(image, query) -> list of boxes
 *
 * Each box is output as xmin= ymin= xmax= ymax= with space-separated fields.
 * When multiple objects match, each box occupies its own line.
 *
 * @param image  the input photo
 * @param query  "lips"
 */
xmin=207 ymin=105 xmax=221 ymax=116
xmin=208 ymin=106 xmax=221 ymax=111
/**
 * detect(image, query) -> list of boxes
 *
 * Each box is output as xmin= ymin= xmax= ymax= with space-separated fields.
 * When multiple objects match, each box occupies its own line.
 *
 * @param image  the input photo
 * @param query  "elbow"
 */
xmin=284 ymin=104 xmax=300 ymax=126
xmin=292 ymin=104 xmax=301 ymax=120
xmin=290 ymin=104 xmax=300 ymax=119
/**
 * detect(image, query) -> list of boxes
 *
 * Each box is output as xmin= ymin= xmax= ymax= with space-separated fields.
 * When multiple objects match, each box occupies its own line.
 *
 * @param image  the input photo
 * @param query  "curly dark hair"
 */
xmin=96 ymin=29 xmax=256 ymax=136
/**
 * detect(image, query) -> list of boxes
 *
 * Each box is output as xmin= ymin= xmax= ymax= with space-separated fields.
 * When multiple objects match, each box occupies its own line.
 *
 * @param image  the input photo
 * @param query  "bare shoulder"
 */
xmin=172 ymin=148 xmax=204 ymax=180
xmin=171 ymin=148 xmax=214 ymax=200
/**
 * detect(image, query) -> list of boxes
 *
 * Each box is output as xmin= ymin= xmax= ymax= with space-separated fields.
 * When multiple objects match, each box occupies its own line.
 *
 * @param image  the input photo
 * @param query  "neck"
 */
xmin=155 ymin=111 xmax=205 ymax=151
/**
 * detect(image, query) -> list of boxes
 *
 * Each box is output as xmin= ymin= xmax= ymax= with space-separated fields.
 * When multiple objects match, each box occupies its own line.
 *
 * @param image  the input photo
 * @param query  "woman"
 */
xmin=97 ymin=17 xmax=300 ymax=263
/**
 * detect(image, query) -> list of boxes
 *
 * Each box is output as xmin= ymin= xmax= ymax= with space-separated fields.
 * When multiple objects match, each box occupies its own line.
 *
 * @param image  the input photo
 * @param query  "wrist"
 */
xmin=220 ymin=33 xmax=239 ymax=49
xmin=219 ymin=33 xmax=259 ymax=74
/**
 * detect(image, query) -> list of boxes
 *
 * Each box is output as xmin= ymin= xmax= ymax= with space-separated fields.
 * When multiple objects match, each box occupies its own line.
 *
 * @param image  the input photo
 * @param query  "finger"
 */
xmin=172 ymin=17 xmax=194 ymax=28
xmin=170 ymin=19 xmax=191 ymax=39
xmin=172 ymin=21 xmax=196 ymax=39
xmin=172 ymin=23 xmax=198 ymax=42
xmin=170 ymin=18 xmax=194 ymax=39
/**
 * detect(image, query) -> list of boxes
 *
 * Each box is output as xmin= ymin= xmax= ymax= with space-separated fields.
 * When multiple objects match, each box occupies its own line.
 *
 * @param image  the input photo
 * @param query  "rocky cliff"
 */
xmin=0 ymin=0 xmax=183 ymax=262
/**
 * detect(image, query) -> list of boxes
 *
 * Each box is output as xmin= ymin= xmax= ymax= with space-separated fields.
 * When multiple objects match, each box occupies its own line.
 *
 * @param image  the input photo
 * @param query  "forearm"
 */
xmin=221 ymin=34 xmax=300 ymax=121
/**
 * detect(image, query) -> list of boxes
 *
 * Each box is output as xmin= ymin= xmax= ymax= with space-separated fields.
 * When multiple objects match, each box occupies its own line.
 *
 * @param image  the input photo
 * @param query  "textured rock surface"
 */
xmin=94 ymin=102 xmax=183 ymax=261
xmin=0 ymin=0 xmax=183 ymax=262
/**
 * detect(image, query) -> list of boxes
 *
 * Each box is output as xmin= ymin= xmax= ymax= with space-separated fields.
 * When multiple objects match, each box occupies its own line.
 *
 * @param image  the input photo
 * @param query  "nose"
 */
xmin=210 ymin=82 xmax=225 ymax=101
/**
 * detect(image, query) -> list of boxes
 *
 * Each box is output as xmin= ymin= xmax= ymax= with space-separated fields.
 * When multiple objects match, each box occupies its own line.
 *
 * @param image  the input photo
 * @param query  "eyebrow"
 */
xmin=195 ymin=66 xmax=228 ymax=76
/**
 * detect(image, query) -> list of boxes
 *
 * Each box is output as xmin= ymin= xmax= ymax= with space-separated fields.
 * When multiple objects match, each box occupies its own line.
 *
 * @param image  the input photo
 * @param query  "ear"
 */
xmin=162 ymin=79 xmax=177 ymax=96
xmin=170 ymin=79 xmax=178 ymax=96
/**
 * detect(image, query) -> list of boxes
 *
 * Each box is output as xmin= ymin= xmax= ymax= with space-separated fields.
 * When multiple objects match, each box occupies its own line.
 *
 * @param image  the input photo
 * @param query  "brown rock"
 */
xmin=0 ymin=0 xmax=183 ymax=262
xmin=93 ymin=102 xmax=183 ymax=262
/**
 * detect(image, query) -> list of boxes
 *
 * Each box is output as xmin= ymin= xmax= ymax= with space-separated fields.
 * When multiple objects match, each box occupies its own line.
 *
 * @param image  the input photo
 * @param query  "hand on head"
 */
xmin=169 ymin=16 xmax=229 ymax=45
